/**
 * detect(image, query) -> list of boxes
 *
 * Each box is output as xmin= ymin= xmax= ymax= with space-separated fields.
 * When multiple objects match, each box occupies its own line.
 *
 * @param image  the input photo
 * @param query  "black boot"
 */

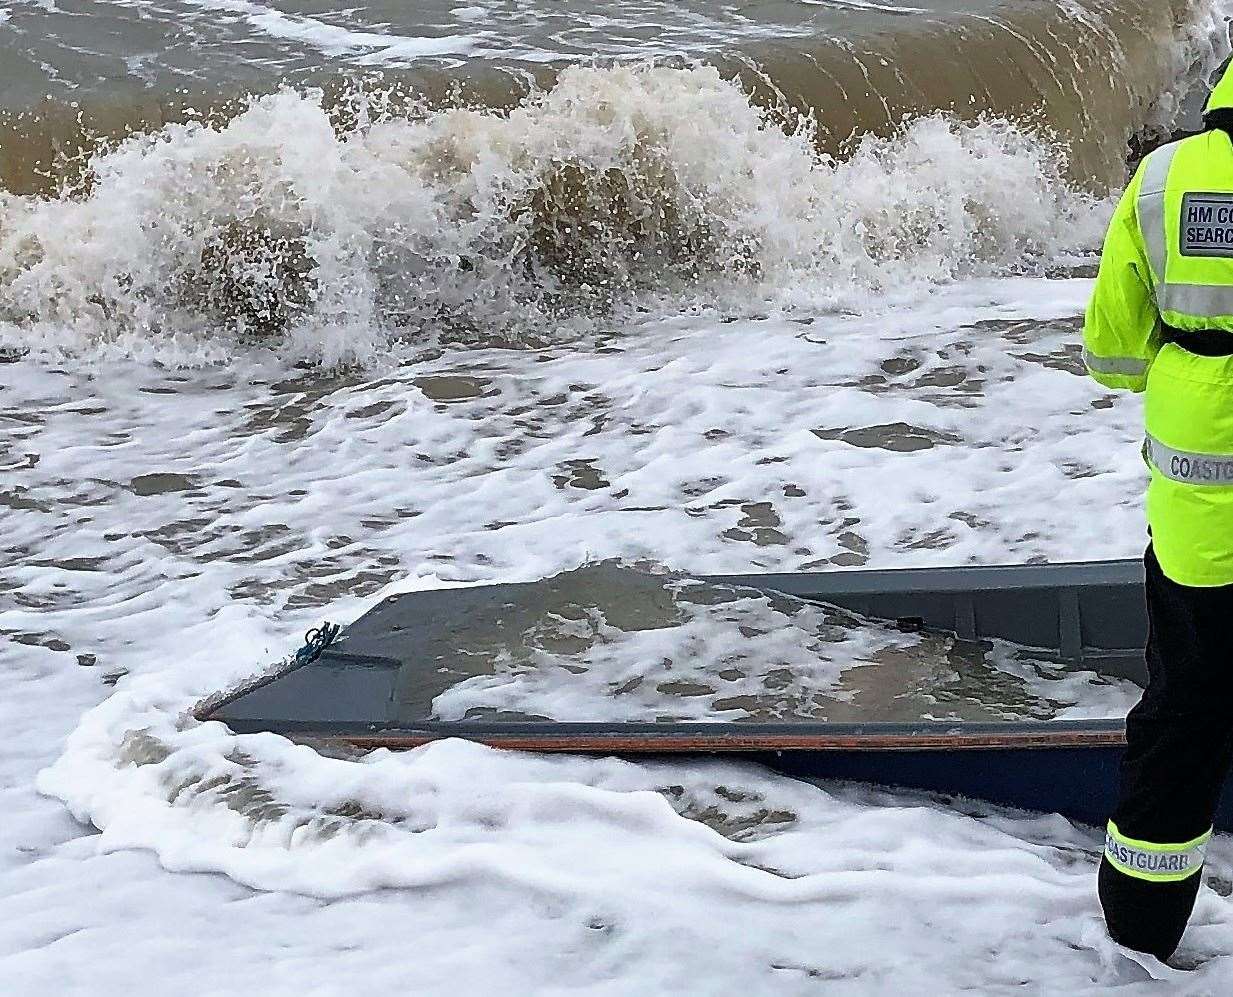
xmin=1098 ymin=856 xmax=1202 ymax=962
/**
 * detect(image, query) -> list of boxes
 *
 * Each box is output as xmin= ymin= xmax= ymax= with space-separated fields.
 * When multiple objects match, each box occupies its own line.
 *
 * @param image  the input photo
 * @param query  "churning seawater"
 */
xmin=6 ymin=2 xmax=1233 ymax=991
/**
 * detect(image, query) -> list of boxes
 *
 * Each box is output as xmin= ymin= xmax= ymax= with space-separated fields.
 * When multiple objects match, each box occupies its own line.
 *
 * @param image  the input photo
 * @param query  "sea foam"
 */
xmin=0 ymin=65 xmax=1105 ymax=366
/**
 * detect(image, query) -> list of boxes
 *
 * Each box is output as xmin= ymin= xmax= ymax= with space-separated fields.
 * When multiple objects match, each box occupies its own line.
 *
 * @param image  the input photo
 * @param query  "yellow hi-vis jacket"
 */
xmin=1084 ymin=66 xmax=1233 ymax=587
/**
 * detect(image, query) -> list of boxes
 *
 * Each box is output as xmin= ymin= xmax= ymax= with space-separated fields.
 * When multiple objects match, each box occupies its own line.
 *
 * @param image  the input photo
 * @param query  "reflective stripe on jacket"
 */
xmin=1083 ymin=69 xmax=1233 ymax=586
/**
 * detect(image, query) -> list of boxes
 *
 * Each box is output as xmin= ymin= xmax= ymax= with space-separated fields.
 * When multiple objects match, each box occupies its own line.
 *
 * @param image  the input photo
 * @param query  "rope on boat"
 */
xmin=294 ymin=622 xmax=341 ymax=666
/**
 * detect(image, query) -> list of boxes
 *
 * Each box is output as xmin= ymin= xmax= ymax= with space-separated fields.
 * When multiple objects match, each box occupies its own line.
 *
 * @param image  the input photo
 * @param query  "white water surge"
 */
xmin=7 ymin=279 xmax=1215 ymax=990
xmin=7 ymin=13 xmax=1233 ymax=995
xmin=0 ymin=65 xmax=1106 ymax=365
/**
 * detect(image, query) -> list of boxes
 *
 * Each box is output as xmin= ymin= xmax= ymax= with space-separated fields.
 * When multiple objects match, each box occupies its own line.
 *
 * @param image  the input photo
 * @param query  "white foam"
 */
xmin=196 ymin=0 xmax=476 ymax=61
xmin=1134 ymin=0 xmax=1233 ymax=138
xmin=451 ymin=5 xmax=487 ymax=23
xmin=0 ymin=66 xmax=1107 ymax=367
xmin=9 ymin=260 xmax=1229 ymax=985
xmin=798 ymin=0 xmax=928 ymax=14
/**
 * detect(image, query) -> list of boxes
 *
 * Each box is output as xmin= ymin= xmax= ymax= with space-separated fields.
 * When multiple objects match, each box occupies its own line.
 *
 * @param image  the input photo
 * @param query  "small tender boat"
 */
xmin=197 ymin=557 xmax=1233 ymax=829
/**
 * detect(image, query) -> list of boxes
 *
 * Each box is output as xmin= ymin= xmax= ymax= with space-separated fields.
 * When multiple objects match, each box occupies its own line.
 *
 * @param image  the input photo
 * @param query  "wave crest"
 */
xmin=0 ymin=66 xmax=1104 ymax=364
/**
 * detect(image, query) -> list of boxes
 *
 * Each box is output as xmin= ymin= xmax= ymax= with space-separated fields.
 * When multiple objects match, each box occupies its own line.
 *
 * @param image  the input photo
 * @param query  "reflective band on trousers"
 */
xmin=1105 ymin=821 xmax=1210 ymax=882
xmin=1144 ymin=433 xmax=1233 ymax=484
xmin=1082 ymin=348 xmax=1148 ymax=376
xmin=1138 ymin=142 xmax=1179 ymax=285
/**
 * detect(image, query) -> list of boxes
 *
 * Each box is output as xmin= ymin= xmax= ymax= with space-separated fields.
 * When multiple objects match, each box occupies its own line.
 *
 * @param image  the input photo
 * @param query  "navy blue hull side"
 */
xmin=756 ymin=745 xmax=1233 ymax=832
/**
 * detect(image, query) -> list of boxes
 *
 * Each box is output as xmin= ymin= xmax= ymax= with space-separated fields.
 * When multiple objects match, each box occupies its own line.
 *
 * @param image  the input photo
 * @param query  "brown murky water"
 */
xmin=0 ymin=0 xmax=1218 ymax=193
xmin=379 ymin=560 xmax=1121 ymax=724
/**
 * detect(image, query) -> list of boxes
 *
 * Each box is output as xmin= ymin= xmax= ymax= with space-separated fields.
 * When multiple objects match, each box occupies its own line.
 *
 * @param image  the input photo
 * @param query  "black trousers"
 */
xmin=1099 ymin=544 xmax=1233 ymax=960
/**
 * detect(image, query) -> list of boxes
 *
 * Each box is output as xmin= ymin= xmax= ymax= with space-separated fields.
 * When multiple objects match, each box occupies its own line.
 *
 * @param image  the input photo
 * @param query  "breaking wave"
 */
xmin=0 ymin=0 xmax=1228 ymax=365
xmin=0 ymin=65 xmax=1107 ymax=365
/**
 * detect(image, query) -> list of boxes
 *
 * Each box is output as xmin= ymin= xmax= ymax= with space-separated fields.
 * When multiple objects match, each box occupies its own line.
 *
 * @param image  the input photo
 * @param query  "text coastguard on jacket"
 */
xmin=1084 ymin=64 xmax=1233 ymax=586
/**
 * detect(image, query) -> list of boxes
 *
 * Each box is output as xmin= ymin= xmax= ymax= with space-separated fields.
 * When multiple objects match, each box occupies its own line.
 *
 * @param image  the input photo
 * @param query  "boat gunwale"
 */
xmin=205 ymin=718 xmax=1128 ymax=752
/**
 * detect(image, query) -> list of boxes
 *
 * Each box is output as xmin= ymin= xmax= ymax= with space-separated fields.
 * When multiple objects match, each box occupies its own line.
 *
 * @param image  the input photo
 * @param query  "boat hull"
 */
xmin=196 ymin=557 xmax=1193 ymax=829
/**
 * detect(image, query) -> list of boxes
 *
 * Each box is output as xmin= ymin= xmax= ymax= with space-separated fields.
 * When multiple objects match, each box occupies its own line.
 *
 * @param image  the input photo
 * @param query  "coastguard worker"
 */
xmin=1084 ymin=65 xmax=1233 ymax=961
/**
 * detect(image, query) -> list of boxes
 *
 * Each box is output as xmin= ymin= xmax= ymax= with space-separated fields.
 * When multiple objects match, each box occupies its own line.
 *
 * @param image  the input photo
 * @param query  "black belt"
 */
xmin=1163 ymin=325 xmax=1233 ymax=357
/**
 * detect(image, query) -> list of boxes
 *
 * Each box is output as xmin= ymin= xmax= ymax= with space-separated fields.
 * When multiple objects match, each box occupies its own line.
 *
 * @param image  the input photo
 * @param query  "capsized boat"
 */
xmin=196 ymin=557 xmax=1233 ymax=829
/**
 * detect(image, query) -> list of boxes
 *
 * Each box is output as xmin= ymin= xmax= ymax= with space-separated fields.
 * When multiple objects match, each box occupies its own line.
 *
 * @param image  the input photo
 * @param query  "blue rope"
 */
xmin=294 ymin=622 xmax=341 ymax=666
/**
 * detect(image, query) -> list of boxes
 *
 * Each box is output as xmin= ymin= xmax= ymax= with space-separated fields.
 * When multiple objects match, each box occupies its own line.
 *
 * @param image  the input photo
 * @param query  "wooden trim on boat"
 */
xmin=287 ymin=725 xmax=1129 ymax=753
